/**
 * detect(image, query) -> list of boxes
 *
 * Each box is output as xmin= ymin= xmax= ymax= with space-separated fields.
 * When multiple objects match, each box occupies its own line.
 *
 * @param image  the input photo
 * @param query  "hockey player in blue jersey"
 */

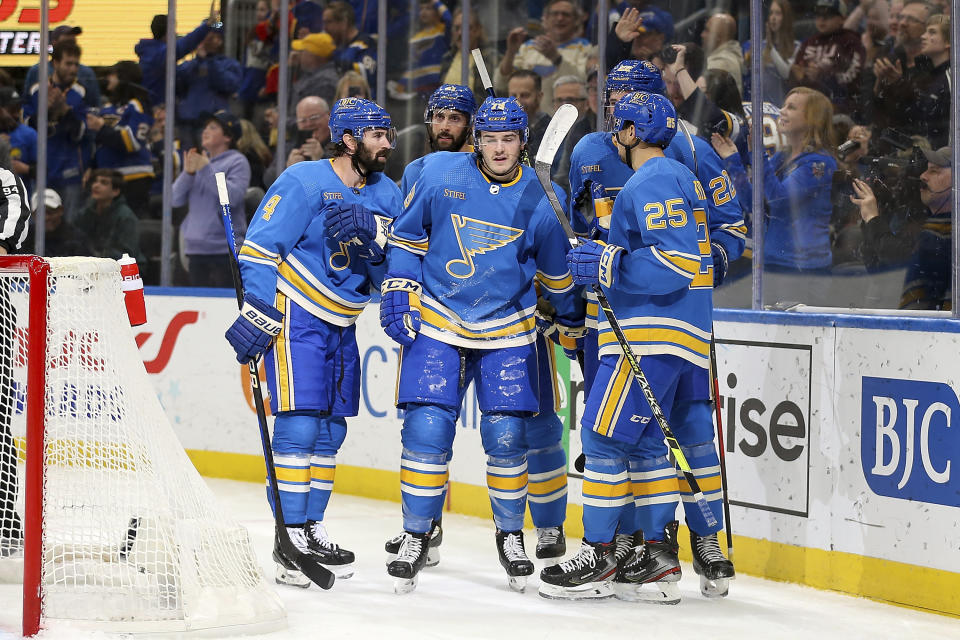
xmin=540 ymin=91 xmax=715 ymax=601
xmin=225 ymin=97 xmax=401 ymax=587
xmin=381 ymin=96 xmax=584 ymax=594
xmin=565 ymin=61 xmax=740 ymax=601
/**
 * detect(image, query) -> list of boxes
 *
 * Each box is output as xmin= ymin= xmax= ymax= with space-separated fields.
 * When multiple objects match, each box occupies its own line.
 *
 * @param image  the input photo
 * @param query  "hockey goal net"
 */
xmin=0 ymin=256 xmax=285 ymax=636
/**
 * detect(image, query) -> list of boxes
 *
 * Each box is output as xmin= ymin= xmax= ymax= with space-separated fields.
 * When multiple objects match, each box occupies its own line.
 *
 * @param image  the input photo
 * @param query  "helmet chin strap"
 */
xmin=350 ymin=151 xmax=370 ymax=179
xmin=615 ymin=130 xmax=641 ymax=170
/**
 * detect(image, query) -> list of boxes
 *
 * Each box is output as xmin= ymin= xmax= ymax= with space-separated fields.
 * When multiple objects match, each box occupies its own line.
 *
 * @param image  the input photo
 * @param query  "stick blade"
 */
xmin=535 ymin=104 xmax=579 ymax=166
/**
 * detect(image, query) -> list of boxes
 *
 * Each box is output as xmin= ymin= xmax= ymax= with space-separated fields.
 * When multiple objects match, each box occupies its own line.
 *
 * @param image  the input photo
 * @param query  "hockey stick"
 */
xmin=709 ymin=338 xmax=734 ymax=561
xmin=533 ymin=106 xmax=718 ymax=528
xmin=471 ymin=48 xmax=495 ymax=98
xmin=215 ymin=172 xmax=335 ymax=590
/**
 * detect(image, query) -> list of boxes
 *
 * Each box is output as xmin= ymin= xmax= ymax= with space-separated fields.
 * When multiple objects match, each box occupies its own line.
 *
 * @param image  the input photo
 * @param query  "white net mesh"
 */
xmin=0 ymin=257 xmax=284 ymax=634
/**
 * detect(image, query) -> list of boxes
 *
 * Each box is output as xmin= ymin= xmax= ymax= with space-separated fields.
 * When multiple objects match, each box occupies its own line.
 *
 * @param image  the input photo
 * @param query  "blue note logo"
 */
xmin=861 ymin=377 xmax=957 ymax=507
xmin=329 ymin=240 xmax=359 ymax=271
xmin=445 ymin=215 xmax=523 ymax=278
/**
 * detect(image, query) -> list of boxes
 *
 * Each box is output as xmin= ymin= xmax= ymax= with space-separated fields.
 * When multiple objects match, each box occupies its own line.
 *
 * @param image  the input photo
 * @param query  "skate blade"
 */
xmin=700 ymin=575 xmax=730 ymax=598
xmin=425 ymin=546 xmax=441 ymax=567
xmin=393 ymin=574 xmax=419 ymax=595
xmin=325 ymin=562 xmax=355 ymax=580
xmin=539 ymin=556 xmax=562 ymax=568
xmin=275 ymin=565 xmax=311 ymax=588
xmin=508 ymin=575 xmax=527 ymax=593
xmin=385 ymin=552 xmax=397 ymax=566
xmin=614 ymin=580 xmax=680 ymax=604
xmin=538 ymin=581 xmax=615 ymax=600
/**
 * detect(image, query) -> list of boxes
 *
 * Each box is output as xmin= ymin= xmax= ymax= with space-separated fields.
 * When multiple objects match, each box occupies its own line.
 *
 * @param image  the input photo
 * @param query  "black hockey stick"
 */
xmin=533 ymin=106 xmax=718 ymax=528
xmin=709 ymin=338 xmax=734 ymax=561
xmin=215 ymin=172 xmax=335 ymax=590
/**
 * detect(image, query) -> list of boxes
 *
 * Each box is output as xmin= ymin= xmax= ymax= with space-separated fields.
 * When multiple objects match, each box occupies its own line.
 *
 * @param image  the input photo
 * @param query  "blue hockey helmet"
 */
xmin=612 ymin=91 xmax=677 ymax=148
xmin=424 ymin=83 xmax=477 ymax=124
xmin=330 ymin=97 xmax=397 ymax=148
xmin=606 ymin=59 xmax=666 ymax=96
xmin=473 ymin=96 xmax=528 ymax=144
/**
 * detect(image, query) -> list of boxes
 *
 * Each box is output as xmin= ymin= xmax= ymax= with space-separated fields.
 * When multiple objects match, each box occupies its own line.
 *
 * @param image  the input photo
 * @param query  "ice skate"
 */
xmin=535 ymin=525 xmax=565 ymax=567
xmin=272 ymin=527 xmax=312 ymax=588
xmin=615 ymin=521 xmax=682 ymax=604
xmin=496 ymin=529 xmax=534 ymax=593
xmin=538 ymin=539 xmax=618 ymax=600
xmin=690 ymin=527 xmax=735 ymax=598
xmin=304 ymin=520 xmax=355 ymax=579
xmin=388 ymin=531 xmax=431 ymax=594
xmin=385 ymin=519 xmax=442 ymax=567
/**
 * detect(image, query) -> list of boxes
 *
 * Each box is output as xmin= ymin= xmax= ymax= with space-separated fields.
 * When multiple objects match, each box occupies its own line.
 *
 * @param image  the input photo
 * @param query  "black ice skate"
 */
xmin=304 ymin=520 xmax=355 ymax=579
xmin=538 ymin=539 xmax=618 ymax=600
xmin=385 ymin=519 xmax=442 ymax=568
xmin=272 ymin=526 xmax=312 ymax=588
xmin=496 ymin=529 xmax=535 ymax=593
xmin=615 ymin=521 xmax=682 ymax=604
xmin=535 ymin=525 xmax=566 ymax=566
xmin=690 ymin=527 xmax=735 ymax=598
xmin=387 ymin=531 xmax=431 ymax=594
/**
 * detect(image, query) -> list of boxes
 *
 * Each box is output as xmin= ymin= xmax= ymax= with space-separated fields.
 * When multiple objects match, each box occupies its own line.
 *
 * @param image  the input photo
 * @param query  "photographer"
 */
xmin=850 ymin=147 xmax=952 ymax=310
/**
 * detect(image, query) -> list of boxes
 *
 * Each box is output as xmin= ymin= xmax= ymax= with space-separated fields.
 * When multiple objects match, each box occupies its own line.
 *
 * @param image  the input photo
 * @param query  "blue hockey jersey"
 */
xmin=568 ymin=131 xmax=746 ymax=328
xmin=389 ymin=151 xmax=582 ymax=349
xmin=239 ymin=159 xmax=402 ymax=326
xmin=94 ymin=99 xmax=155 ymax=181
xmin=597 ymin=156 xmax=713 ymax=368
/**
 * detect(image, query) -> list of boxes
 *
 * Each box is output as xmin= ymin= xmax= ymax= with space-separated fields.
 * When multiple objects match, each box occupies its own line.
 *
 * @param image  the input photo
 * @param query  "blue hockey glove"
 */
xmin=556 ymin=322 xmax=588 ymax=360
xmin=225 ymin=294 xmax=283 ymax=364
xmin=566 ymin=241 xmax=624 ymax=287
xmin=711 ymin=242 xmax=729 ymax=287
xmin=380 ymin=275 xmax=422 ymax=347
xmin=325 ymin=204 xmax=390 ymax=262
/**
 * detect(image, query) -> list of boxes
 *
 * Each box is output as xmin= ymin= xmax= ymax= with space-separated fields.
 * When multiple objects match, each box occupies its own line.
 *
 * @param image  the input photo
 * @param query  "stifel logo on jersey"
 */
xmin=445 ymin=214 xmax=523 ymax=278
xmin=861 ymin=376 xmax=957 ymax=507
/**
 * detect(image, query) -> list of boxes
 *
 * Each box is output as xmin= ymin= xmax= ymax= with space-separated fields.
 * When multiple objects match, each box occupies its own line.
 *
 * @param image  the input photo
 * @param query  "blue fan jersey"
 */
xmin=389 ymin=151 xmax=582 ymax=349
xmin=94 ymin=99 xmax=155 ymax=181
xmin=598 ymin=156 xmax=713 ymax=368
xmin=239 ymin=159 xmax=402 ymax=325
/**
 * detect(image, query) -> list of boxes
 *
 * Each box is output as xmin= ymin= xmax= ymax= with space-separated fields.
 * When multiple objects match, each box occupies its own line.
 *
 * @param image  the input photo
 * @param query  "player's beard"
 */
xmin=352 ymin=139 xmax=390 ymax=177
xmin=429 ymin=127 xmax=470 ymax=153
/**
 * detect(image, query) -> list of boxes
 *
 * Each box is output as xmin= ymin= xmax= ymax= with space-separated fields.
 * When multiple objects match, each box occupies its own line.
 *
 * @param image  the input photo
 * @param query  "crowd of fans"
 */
xmin=0 ymin=0 xmax=952 ymax=308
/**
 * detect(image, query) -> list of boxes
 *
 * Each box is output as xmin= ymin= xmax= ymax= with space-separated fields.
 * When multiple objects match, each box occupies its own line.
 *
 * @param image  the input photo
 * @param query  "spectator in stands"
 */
xmin=136 ymin=9 xmax=220 ymax=107
xmin=440 ymin=8 xmax=492 ymax=107
xmin=558 ymin=68 xmax=598 ymax=178
xmin=874 ymin=13 xmax=951 ymax=148
xmin=743 ymin=0 xmax=798 ymax=104
xmin=75 ymin=169 xmax=142 ymax=262
xmin=712 ymin=88 xmax=837 ymax=276
xmin=334 ymin=71 xmax=371 ymax=102
xmin=550 ymin=75 xmax=587 ymax=189
xmin=176 ymin=27 xmax=242 ymax=146
xmin=288 ymin=32 xmax=339 ymax=116
xmin=23 ymin=25 xmax=100 ymax=109
xmin=262 ymin=96 xmax=330 ymax=187
xmin=0 ymin=88 xmax=37 ymax=193
xmin=791 ymin=0 xmax=865 ymax=115
xmin=22 ymin=41 xmax=87 ymax=223
xmin=606 ymin=6 xmax=674 ymax=69
xmin=393 ymin=0 xmax=452 ymax=99
xmin=497 ymin=0 xmax=595 ymax=115
xmin=896 ymin=147 xmax=952 ymax=309
xmin=172 ymin=110 xmax=250 ymax=287
xmin=238 ymin=119 xmax=272 ymax=191
xmin=702 ymin=12 xmax=744 ymax=93
xmin=507 ymin=70 xmax=550 ymax=159
xmin=239 ymin=0 xmax=275 ymax=119
xmin=845 ymin=0 xmax=891 ymax=66
xmin=87 ymin=61 xmax=155 ymax=217
xmin=324 ymin=1 xmax=378 ymax=97
xmin=882 ymin=0 xmax=932 ymax=69
xmin=30 ymin=189 xmax=91 ymax=257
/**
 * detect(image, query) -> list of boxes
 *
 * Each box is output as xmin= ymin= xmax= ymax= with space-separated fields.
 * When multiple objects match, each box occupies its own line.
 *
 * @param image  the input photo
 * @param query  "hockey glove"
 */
xmin=711 ymin=242 xmax=729 ymax=288
xmin=555 ymin=322 xmax=588 ymax=360
xmin=566 ymin=240 xmax=624 ymax=287
xmin=324 ymin=203 xmax=390 ymax=262
xmin=380 ymin=275 xmax=422 ymax=347
xmin=588 ymin=181 xmax=612 ymax=243
xmin=225 ymin=294 xmax=283 ymax=364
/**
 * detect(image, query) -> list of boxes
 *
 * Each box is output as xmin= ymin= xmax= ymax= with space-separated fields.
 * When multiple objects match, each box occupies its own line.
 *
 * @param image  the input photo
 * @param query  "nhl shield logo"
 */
xmin=489 ymin=184 xmax=500 ymax=195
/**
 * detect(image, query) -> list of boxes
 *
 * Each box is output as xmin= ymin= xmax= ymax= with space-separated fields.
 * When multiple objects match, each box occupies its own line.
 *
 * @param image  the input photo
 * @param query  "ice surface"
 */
xmin=2 ymin=478 xmax=957 ymax=640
